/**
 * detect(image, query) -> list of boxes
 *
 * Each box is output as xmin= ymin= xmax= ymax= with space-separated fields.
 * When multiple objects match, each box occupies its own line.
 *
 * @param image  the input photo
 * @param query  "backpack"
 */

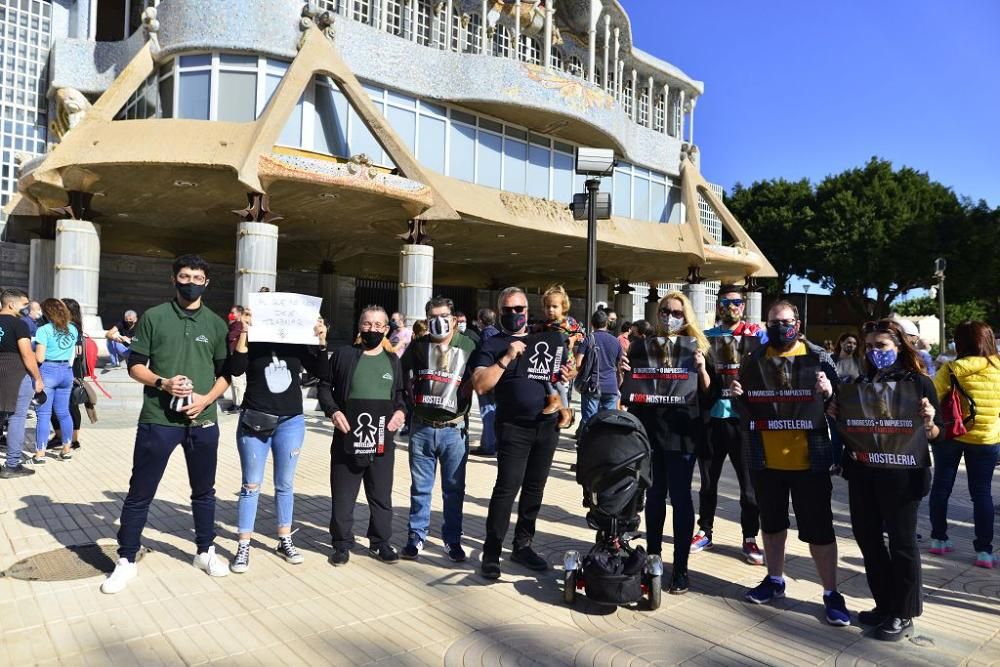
xmin=574 ymin=333 xmax=601 ymax=396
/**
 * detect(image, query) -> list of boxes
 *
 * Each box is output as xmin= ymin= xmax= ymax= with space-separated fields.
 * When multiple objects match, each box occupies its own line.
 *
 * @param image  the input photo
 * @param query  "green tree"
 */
xmin=938 ymin=199 xmax=1000 ymax=324
xmin=893 ymin=296 xmax=990 ymax=337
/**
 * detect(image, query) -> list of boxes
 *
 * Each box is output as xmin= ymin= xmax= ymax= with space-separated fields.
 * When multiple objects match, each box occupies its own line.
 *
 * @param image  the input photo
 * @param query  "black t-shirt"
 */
xmin=0 ymin=314 xmax=30 ymax=354
xmin=115 ymin=320 xmax=138 ymax=346
xmin=227 ymin=342 xmax=326 ymax=417
xmin=471 ymin=333 xmax=556 ymax=425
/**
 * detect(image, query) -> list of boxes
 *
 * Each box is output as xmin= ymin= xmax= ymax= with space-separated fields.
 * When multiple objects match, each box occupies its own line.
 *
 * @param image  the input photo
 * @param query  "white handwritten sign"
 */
xmin=247 ymin=292 xmax=323 ymax=346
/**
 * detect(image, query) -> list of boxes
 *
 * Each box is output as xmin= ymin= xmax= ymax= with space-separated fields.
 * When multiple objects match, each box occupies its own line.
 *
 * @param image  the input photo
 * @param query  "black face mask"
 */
xmin=767 ymin=323 xmax=798 ymax=348
xmin=500 ymin=311 xmax=527 ymax=334
xmin=360 ymin=331 xmax=385 ymax=350
xmin=175 ymin=281 xmax=206 ymax=302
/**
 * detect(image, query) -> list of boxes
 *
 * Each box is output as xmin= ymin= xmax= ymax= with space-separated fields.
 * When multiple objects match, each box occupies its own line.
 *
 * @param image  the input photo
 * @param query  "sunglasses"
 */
xmin=501 ymin=305 xmax=526 ymax=314
xmin=862 ymin=320 xmax=897 ymax=334
xmin=719 ymin=298 xmax=745 ymax=308
xmin=659 ymin=308 xmax=685 ymax=318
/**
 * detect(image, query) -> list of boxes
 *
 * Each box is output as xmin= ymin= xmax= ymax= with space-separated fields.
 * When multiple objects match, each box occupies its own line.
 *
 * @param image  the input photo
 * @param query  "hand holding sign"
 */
xmin=694 ymin=349 xmax=706 ymax=372
xmin=815 ymin=371 xmax=833 ymax=400
xmin=247 ymin=292 xmax=323 ymax=346
xmin=387 ymin=410 xmax=405 ymax=432
xmin=920 ymin=397 xmax=935 ymax=428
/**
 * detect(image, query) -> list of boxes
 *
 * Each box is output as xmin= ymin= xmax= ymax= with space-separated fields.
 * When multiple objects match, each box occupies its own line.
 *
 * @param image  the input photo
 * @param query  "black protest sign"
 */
xmin=412 ymin=343 xmax=471 ymax=415
xmin=518 ymin=331 xmax=566 ymax=382
xmin=708 ymin=335 xmax=762 ymax=399
xmin=343 ymin=398 xmax=395 ymax=457
xmin=622 ymin=336 xmax=699 ymax=407
xmin=836 ymin=381 xmax=929 ymax=468
xmin=740 ymin=353 xmax=825 ymax=431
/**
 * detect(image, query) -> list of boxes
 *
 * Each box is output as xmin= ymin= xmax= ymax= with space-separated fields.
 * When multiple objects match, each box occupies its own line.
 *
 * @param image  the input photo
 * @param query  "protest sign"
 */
xmin=343 ymin=398 xmax=394 ymax=457
xmin=517 ymin=331 xmax=566 ymax=382
xmin=708 ymin=335 xmax=761 ymax=399
xmin=836 ymin=381 xmax=929 ymax=468
xmin=412 ymin=343 xmax=472 ymax=414
xmin=740 ymin=353 xmax=824 ymax=430
xmin=622 ymin=336 xmax=699 ymax=406
xmin=247 ymin=292 xmax=323 ymax=346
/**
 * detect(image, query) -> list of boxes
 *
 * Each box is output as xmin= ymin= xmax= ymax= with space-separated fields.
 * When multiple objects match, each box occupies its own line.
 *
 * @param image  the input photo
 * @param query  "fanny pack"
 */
xmin=239 ymin=408 xmax=284 ymax=436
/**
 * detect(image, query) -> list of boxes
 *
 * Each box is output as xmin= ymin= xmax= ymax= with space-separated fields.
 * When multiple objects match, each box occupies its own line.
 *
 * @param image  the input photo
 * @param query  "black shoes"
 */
xmin=329 ymin=547 xmax=350 ymax=566
xmin=858 ymin=608 xmax=887 ymax=626
xmin=369 ymin=543 xmax=399 ymax=563
xmin=480 ymin=560 xmax=501 ymax=580
xmin=446 ymin=543 xmax=467 ymax=562
xmin=875 ymin=617 xmax=913 ymax=642
xmin=510 ymin=546 xmax=548 ymax=571
xmin=668 ymin=570 xmax=689 ymax=595
xmin=0 ymin=465 xmax=35 ymax=479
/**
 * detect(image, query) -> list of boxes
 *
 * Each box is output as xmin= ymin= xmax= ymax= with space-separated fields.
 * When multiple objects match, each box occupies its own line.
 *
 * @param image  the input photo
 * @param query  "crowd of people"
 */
xmin=0 ymin=255 xmax=997 ymax=645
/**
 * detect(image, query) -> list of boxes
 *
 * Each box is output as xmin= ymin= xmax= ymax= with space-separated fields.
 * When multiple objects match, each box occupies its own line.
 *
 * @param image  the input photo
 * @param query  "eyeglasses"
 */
xmin=659 ymin=308 xmax=685 ymax=318
xmin=863 ymin=320 xmax=897 ymax=333
xmin=176 ymin=274 xmax=207 ymax=285
xmin=719 ymin=298 xmax=745 ymax=308
xmin=360 ymin=321 xmax=388 ymax=332
xmin=766 ymin=319 xmax=797 ymax=327
xmin=501 ymin=305 xmax=526 ymax=314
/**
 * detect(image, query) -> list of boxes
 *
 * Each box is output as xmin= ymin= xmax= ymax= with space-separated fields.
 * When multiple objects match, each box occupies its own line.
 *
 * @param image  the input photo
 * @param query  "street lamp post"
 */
xmin=935 ymin=258 xmax=947 ymax=351
xmin=572 ymin=148 xmax=616 ymax=318
xmin=803 ymin=284 xmax=811 ymax=334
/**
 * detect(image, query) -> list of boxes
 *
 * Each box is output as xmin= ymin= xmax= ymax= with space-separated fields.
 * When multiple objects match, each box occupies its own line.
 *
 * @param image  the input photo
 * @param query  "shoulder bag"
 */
xmin=942 ymin=371 xmax=976 ymax=439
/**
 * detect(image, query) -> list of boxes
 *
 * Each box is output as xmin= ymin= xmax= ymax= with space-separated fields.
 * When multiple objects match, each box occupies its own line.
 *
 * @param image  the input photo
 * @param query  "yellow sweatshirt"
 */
xmin=934 ymin=355 xmax=1000 ymax=445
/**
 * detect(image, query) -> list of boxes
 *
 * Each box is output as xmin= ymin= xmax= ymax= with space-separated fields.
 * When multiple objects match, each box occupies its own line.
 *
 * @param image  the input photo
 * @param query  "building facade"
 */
xmin=2 ymin=0 xmax=774 ymax=341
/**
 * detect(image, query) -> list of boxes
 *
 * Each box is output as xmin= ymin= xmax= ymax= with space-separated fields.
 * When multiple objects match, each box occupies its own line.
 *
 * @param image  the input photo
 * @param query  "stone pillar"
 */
xmin=380 ymin=0 xmax=389 ymax=31
xmin=235 ymin=222 xmax=279 ymax=307
xmin=630 ymin=68 xmax=638 ymax=120
xmin=543 ymin=0 xmax=554 ymax=70
xmin=645 ymin=284 xmax=660 ymax=324
xmin=613 ymin=27 xmax=620 ymax=100
xmin=646 ymin=76 xmax=655 ymax=129
xmin=54 ymin=219 xmax=101 ymax=323
xmin=678 ymin=90 xmax=686 ymax=142
xmin=407 ymin=0 xmax=416 ymax=41
xmin=345 ymin=0 xmax=355 ymax=20
xmin=28 ymin=238 xmax=55 ymax=302
xmin=513 ymin=0 xmax=521 ymax=60
xmin=689 ymin=96 xmax=697 ymax=145
xmin=662 ymin=84 xmax=670 ymax=135
xmin=594 ymin=282 xmax=610 ymax=309
xmin=613 ymin=281 xmax=634 ymax=322
xmin=745 ymin=276 xmax=763 ymax=325
xmin=602 ymin=15 xmax=610 ymax=91
xmin=480 ymin=0 xmax=489 ymax=54
xmin=399 ymin=244 xmax=434 ymax=326
xmin=682 ymin=269 xmax=705 ymax=330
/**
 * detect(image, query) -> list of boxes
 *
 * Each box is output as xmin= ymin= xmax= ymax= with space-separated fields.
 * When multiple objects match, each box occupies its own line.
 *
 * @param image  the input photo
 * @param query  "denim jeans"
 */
xmin=35 ymin=362 xmax=74 ymax=451
xmin=407 ymin=422 xmax=468 ymax=544
xmin=236 ymin=414 xmax=305 ymax=534
xmin=580 ymin=391 xmax=620 ymax=429
xmin=478 ymin=393 xmax=497 ymax=453
xmin=107 ymin=341 xmax=130 ymax=366
xmin=646 ymin=449 xmax=697 ymax=573
xmin=3 ymin=374 xmax=34 ymax=468
xmin=929 ymin=440 xmax=999 ymax=553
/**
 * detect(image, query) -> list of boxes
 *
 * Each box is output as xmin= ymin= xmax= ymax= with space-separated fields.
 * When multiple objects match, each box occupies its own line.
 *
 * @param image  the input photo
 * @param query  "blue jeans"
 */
xmin=3 ymin=374 xmax=35 ymax=468
xmin=236 ymin=414 xmax=305 ymax=534
xmin=479 ymin=393 xmax=497 ymax=453
xmin=108 ymin=341 xmax=130 ymax=365
xmin=929 ymin=440 xmax=999 ymax=553
xmin=580 ymin=391 xmax=620 ymax=429
xmin=35 ymin=362 xmax=74 ymax=451
xmin=646 ymin=449 xmax=697 ymax=572
xmin=407 ymin=422 xmax=468 ymax=544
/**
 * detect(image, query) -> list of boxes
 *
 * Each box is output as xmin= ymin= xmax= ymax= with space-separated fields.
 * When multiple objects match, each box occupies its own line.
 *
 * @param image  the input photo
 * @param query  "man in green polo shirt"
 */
xmin=101 ymin=254 xmax=232 ymax=595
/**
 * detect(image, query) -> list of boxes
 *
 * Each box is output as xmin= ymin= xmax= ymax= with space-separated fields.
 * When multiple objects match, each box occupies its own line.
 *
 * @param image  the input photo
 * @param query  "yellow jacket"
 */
xmin=934 ymin=356 xmax=1000 ymax=445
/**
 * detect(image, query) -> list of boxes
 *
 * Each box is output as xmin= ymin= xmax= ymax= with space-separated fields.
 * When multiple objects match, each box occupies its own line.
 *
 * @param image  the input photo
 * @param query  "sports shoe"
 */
xmin=974 ymin=551 xmax=997 ymax=569
xmin=101 ymin=558 xmax=137 ymax=594
xmin=668 ymin=570 xmax=689 ymax=595
xmin=23 ymin=455 xmax=46 ymax=466
xmin=276 ymin=535 xmax=304 ymax=565
xmin=231 ymin=540 xmax=251 ymax=573
xmin=0 ymin=465 xmax=35 ymax=479
xmin=823 ymin=591 xmax=851 ymax=626
xmin=743 ymin=541 xmax=764 ymax=565
xmin=193 ymin=546 xmax=229 ymax=577
xmin=329 ymin=547 xmax=350 ymax=566
xmin=480 ymin=560 xmax=501 ymax=580
xmin=875 ymin=617 xmax=912 ymax=642
xmin=745 ymin=576 xmax=785 ymax=604
xmin=446 ymin=542 xmax=467 ymax=562
xmin=58 ymin=450 xmax=73 ymax=461
xmin=369 ymin=543 xmax=399 ymax=563
xmin=929 ymin=539 xmax=954 ymax=555
xmin=510 ymin=546 xmax=548 ymax=571
xmin=401 ymin=535 xmax=423 ymax=560
xmin=690 ymin=531 xmax=713 ymax=553
xmin=858 ymin=608 xmax=887 ymax=626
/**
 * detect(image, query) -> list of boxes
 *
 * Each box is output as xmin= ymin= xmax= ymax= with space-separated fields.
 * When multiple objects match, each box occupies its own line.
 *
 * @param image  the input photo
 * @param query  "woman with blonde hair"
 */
xmin=621 ymin=290 xmax=711 ymax=594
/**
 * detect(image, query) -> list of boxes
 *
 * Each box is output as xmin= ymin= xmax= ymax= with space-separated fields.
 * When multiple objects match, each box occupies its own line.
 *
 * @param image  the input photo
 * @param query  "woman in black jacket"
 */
xmin=318 ymin=305 xmax=407 ymax=567
xmin=833 ymin=318 xmax=941 ymax=642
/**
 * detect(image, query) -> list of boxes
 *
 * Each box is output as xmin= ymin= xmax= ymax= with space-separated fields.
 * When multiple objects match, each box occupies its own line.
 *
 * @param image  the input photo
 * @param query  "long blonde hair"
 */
xmin=655 ymin=291 xmax=709 ymax=352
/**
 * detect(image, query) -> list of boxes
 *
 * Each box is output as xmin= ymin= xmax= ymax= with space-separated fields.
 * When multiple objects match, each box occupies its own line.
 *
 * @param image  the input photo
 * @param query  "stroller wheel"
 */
xmin=646 ymin=574 xmax=662 ymax=610
xmin=563 ymin=570 xmax=577 ymax=605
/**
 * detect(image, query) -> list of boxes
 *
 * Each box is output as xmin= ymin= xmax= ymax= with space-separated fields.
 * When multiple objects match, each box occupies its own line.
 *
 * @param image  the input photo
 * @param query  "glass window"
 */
xmin=314 ymin=82 xmax=348 ymax=156
xmin=262 ymin=73 xmax=282 ymax=115
xmin=179 ymin=54 xmax=211 ymax=68
xmin=477 ymin=130 xmax=502 ymax=189
xmin=177 ymin=70 xmax=210 ymax=120
xmin=278 ymin=95 xmax=304 ymax=147
xmin=420 ymin=100 xmax=446 ymax=117
xmin=503 ymin=138 xmax=527 ymax=193
xmin=451 ymin=109 xmax=476 ymax=125
xmin=552 ymin=151 xmax=574 ymax=204
xmin=479 ymin=118 xmax=502 ymax=134
xmin=417 ymin=114 xmax=445 ymax=173
xmin=666 ymin=184 xmax=683 ymax=223
xmin=387 ymin=105 xmax=416 ymax=153
xmin=388 ymin=89 xmax=416 ymax=108
xmin=349 ymin=105 xmax=383 ymax=163
xmin=526 ymin=143 xmax=549 ymax=199
xmin=651 ymin=181 xmax=667 ymax=222
xmin=613 ymin=169 xmax=631 ymax=217
xmin=448 ymin=121 xmax=476 ymax=183
xmin=633 ymin=176 xmax=649 ymax=221
xmin=219 ymin=54 xmax=257 ymax=68
xmin=217 ymin=70 xmax=256 ymax=122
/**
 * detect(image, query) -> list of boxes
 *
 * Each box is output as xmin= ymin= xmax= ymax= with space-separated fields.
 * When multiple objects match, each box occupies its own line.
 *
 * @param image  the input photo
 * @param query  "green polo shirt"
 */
xmin=130 ymin=300 xmax=229 ymax=426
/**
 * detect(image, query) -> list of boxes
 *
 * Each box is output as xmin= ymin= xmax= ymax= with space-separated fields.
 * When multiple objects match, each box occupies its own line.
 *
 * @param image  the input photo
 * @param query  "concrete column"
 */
xmin=28 ymin=238 xmax=55 ymax=302
xmin=746 ymin=289 xmax=763 ymax=326
xmin=480 ymin=0 xmax=488 ymax=53
xmin=235 ymin=221 xmax=279 ymax=308
xmin=54 ymin=220 xmax=101 ymax=326
xmin=681 ymin=282 xmax=706 ymax=330
xmin=380 ymin=0 xmax=389 ymax=30
xmin=543 ymin=0 xmax=554 ymax=70
xmin=630 ymin=68 xmax=638 ymax=120
xmin=613 ymin=284 xmax=634 ymax=323
xmin=399 ymin=244 xmax=434 ymax=325
xmin=345 ymin=0 xmax=355 ymax=20
xmin=689 ymin=96 xmax=697 ymax=145
xmin=407 ymin=0 xmax=416 ymax=41
xmin=646 ymin=76 xmax=655 ymax=129
xmin=602 ymin=15 xmax=610 ymax=92
xmin=662 ymin=84 xmax=670 ymax=134
xmin=445 ymin=0 xmax=454 ymax=49
xmin=613 ymin=27 xmax=620 ymax=100
xmin=678 ymin=90 xmax=686 ymax=142
xmin=645 ymin=284 xmax=660 ymax=324
xmin=513 ymin=0 xmax=521 ymax=60
xmin=595 ymin=282 xmax=610 ymax=309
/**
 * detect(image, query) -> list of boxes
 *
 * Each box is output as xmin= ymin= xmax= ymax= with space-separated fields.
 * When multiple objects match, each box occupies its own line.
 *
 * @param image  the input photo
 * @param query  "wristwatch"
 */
xmin=154 ymin=377 xmax=164 ymax=391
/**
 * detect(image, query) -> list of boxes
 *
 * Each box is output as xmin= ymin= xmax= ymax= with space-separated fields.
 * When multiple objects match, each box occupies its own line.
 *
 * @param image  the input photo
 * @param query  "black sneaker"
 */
xmin=669 ymin=570 xmax=690 ymax=595
xmin=858 ymin=608 xmax=887 ymax=626
xmin=510 ymin=546 xmax=548 ymax=571
xmin=0 ymin=465 xmax=35 ymax=479
xmin=230 ymin=540 xmax=251 ymax=573
xmin=329 ymin=547 xmax=350 ymax=566
xmin=369 ymin=543 xmax=399 ymax=563
xmin=23 ymin=455 xmax=46 ymax=466
xmin=276 ymin=535 xmax=304 ymax=564
xmin=875 ymin=617 xmax=913 ymax=642
xmin=480 ymin=560 xmax=501 ymax=579
xmin=446 ymin=542 xmax=467 ymax=562
xmin=401 ymin=536 xmax=423 ymax=560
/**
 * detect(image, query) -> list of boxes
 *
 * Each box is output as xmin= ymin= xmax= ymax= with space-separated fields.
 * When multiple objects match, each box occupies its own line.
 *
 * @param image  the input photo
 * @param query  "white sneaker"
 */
xmin=193 ymin=546 xmax=229 ymax=577
xmin=101 ymin=558 xmax=137 ymax=594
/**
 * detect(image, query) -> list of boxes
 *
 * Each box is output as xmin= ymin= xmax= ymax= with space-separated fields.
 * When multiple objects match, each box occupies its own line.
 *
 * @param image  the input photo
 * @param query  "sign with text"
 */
xmin=740 ymin=353 xmax=825 ymax=431
xmin=836 ymin=381 xmax=929 ymax=468
xmin=517 ymin=331 xmax=566 ymax=383
xmin=343 ymin=398 xmax=394 ymax=457
xmin=247 ymin=292 xmax=323 ymax=346
xmin=412 ymin=343 xmax=471 ymax=415
xmin=622 ymin=336 xmax=699 ymax=406
xmin=708 ymin=335 xmax=762 ymax=399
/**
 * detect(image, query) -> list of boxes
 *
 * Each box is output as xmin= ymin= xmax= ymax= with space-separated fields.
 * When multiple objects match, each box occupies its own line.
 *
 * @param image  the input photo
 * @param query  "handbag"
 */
xmin=942 ymin=371 xmax=976 ymax=439
xmin=238 ymin=408 xmax=282 ymax=436
xmin=71 ymin=379 xmax=88 ymax=406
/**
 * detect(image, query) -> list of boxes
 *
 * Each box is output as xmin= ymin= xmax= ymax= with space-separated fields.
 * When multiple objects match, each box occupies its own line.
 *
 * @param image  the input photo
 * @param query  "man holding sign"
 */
xmin=733 ymin=300 xmax=851 ymax=627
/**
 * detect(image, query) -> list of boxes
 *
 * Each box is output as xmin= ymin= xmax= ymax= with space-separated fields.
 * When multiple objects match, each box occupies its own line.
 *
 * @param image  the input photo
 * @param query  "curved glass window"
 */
xmin=465 ymin=13 xmax=482 ymax=52
xmin=493 ymin=25 xmax=511 ymax=58
xmin=518 ymin=36 xmax=540 ymax=65
xmin=567 ymin=56 xmax=584 ymax=78
xmin=551 ymin=47 xmax=564 ymax=71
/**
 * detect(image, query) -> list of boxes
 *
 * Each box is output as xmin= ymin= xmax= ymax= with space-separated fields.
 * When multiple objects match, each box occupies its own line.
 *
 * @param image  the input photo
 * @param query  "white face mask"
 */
xmin=660 ymin=314 xmax=685 ymax=334
xmin=457 ymin=322 xmax=467 ymax=333
xmin=428 ymin=315 xmax=451 ymax=340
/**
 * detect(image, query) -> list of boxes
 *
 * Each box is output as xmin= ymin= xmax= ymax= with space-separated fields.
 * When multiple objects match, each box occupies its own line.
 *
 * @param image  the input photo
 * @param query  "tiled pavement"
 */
xmin=1 ymin=400 xmax=998 ymax=666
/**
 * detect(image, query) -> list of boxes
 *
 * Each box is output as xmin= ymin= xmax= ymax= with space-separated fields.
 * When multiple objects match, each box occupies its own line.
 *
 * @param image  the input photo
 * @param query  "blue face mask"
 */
xmin=867 ymin=349 xmax=897 ymax=370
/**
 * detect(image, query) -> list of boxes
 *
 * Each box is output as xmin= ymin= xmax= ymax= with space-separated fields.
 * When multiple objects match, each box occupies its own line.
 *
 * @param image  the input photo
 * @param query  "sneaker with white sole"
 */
xmin=690 ymin=531 xmax=712 ymax=553
xmin=230 ymin=540 xmax=251 ymax=573
xmin=974 ymin=551 xmax=996 ymax=569
xmin=193 ymin=546 xmax=229 ymax=577
xmin=276 ymin=535 xmax=304 ymax=565
xmin=101 ymin=558 xmax=137 ymax=594
xmin=743 ymin=541 xmax=765 ymax=565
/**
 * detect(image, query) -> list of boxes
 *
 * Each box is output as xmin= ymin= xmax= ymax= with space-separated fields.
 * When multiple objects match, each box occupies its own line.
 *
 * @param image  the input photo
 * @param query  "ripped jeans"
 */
xmin=236 ymin=414 xmax=305 ymax=535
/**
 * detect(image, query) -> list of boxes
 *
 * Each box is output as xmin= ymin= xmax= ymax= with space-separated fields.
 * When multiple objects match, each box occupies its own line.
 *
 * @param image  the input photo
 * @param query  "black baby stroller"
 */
xmin=563 ymin=409 xmax=662 ymax=610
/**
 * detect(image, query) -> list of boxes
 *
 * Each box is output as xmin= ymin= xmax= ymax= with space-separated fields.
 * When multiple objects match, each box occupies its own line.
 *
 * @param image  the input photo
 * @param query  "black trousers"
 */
xmin=848 ymin=464 xmax=923 ymax=618
xmin=697 ymin=417 xmax=759 ymax=538
xmin=329 ymin=445 xmax=395 ymax=549
xmin=482 ymin=419 xmax=559 ymax=560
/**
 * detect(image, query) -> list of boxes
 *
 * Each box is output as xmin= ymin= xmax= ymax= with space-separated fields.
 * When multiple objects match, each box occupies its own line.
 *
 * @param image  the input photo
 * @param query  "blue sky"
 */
xmin=625 ymin=0 xmax=1000 ymax=293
